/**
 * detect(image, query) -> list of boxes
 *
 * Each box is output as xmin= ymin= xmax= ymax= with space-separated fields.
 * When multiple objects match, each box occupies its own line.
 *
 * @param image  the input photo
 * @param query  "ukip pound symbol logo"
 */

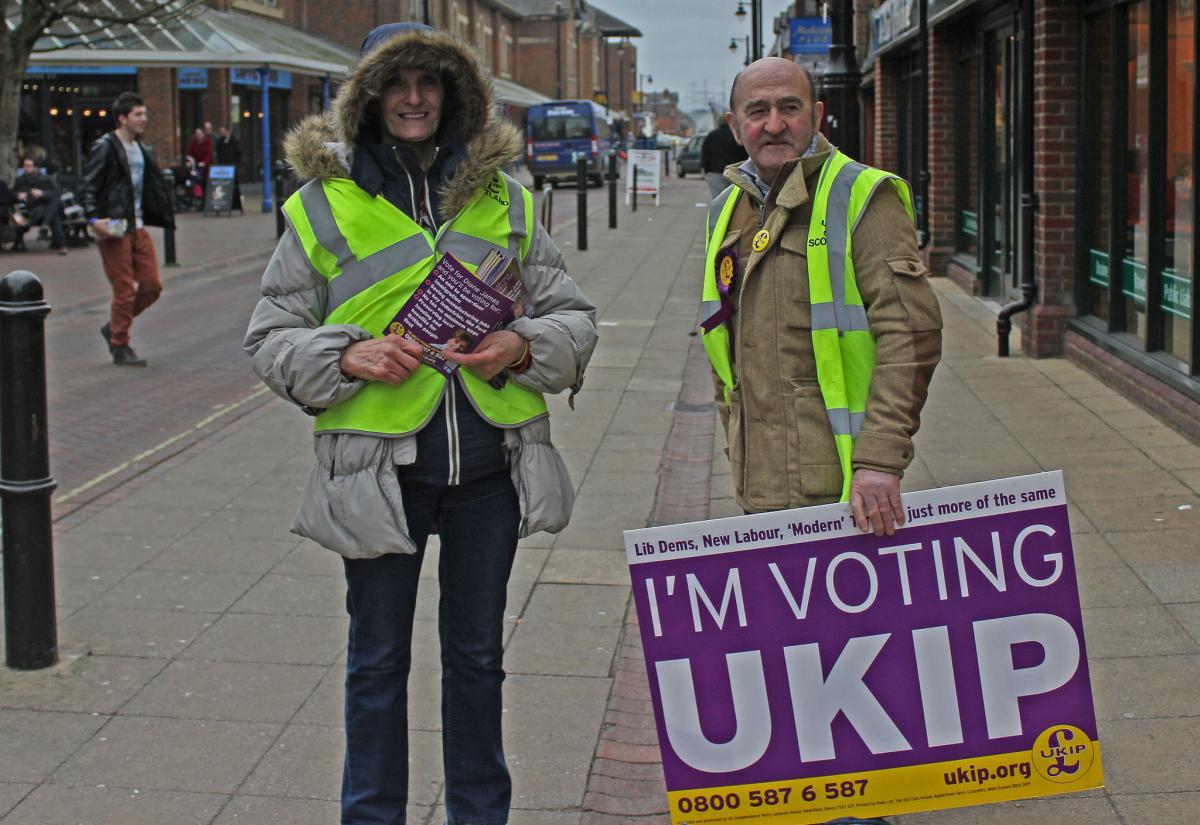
xmin=1031 ymin=725 xmax=1095 ymax=784
xmin=719 ymin=256 xmax=735 ymax=288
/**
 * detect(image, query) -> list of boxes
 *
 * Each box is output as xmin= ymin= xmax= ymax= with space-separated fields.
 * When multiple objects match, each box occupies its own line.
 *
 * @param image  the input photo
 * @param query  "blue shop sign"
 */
xmin=178 ymin=68 xmax=208 ymax=89
xmin=231 ymin=68 xmax=292 ymax=89
xmin=25 ymin=65 xmax=137 ymax=76
xmin=789 ymin=17 xmax=832 ymax=55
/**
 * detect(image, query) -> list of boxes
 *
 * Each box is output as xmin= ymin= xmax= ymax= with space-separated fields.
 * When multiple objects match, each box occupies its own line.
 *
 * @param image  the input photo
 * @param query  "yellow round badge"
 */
xmin=718 ymin=256 xmax=735 ymax=288
xmin=1030 ymin=725 xmax=1095 ymax=783
xmin=752 ymin=229 xmax=770 ymax=252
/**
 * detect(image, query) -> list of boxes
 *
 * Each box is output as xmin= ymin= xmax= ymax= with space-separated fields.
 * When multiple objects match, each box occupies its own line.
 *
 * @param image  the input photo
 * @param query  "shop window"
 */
xmin=1081 ymin=0 xmax=1199 ymax=376
xmin=1083 ymin=7 xmax=1114 ymax=322
xmin=1163 ymin=0 xmax=1194 ymax=363
xmin=984 ymin=22 xmax=1021 ymax=299
xmin=896 ymin=52 xmax=925 ymax=222
xmin=1123 ymin=1 xmax=1151 ymax=345
xmin=955 ymin=40 xmax=980 ymax=262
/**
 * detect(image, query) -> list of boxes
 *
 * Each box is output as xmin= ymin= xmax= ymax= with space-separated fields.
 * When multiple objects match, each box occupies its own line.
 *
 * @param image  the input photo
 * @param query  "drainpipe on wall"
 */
xmin=997 ymin=0 xmax=1038 ymax=357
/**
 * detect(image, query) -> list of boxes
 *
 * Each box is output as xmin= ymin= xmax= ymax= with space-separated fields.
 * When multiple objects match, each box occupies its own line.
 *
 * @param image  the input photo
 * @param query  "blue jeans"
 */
xmin=341 ymin=471 xmax=520 ymax=825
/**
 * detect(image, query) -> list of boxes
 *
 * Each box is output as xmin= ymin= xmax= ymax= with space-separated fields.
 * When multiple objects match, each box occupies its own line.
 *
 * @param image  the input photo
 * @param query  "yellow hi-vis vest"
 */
xmin=283 ymin=171 xmax=547 ymax=435
xmin=700 ymin=151 xmax=915 ymax=502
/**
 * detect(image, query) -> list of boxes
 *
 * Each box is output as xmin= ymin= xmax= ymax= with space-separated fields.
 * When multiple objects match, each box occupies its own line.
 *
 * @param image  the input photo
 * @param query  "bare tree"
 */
xmin=0 ymin=0 xmax=199 ymax=181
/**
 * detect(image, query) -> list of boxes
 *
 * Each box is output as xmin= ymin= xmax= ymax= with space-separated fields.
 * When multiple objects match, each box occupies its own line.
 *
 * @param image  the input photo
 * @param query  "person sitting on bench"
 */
xmin=12 ymin=158 xmax=68 ymax=255
xmin=0 ymin=178 xmax=30 ymax=249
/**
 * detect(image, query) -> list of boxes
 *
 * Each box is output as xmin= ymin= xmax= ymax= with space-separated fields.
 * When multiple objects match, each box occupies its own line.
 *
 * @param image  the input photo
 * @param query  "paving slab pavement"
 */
xmin=1 ymin=170 xmax=1199 ymax=825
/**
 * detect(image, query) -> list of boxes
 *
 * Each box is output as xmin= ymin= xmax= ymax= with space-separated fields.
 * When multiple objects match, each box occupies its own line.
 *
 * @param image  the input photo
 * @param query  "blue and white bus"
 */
xmin=526 ymin=100 xmax=615 ymax=189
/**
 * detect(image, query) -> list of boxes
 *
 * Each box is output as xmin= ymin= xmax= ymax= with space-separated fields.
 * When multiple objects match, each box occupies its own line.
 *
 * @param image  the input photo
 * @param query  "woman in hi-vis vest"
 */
xmin=244 ymin=23 xmax=597 ymax=825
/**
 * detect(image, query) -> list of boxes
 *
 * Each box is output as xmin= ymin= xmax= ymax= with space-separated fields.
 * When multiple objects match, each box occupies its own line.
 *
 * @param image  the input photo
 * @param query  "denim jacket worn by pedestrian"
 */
xmin=244 ymin=27 xmax=598 ymax=559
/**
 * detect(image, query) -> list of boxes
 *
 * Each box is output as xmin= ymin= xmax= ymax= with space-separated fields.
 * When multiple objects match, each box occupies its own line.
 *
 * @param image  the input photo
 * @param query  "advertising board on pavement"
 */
xmin=203 ymin=165 xmax=237 ymax=215
xmin=624 ymin=472 xmax=1103 ymax=823
xmin=626 ymin=149 xmax=662 ymax=206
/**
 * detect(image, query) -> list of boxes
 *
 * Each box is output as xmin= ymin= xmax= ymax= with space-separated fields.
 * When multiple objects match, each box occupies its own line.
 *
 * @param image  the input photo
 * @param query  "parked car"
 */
xmin=677 ymin=134 xmax=704 ymax=177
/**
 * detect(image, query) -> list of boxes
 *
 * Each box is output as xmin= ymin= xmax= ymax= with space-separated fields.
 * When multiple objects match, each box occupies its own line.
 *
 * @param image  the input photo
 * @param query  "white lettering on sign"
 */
xmin=655 ymin=614 xmax=1083 ymax=770
xmin=872 ymin=0 xmax=916 ymax=50
xmin=656 ymin=651 xmax=772 ymax=773
xmin=687 ymin=569 xmax=748 ymax=632
xmin=913 ymin=625 xmax=964 ymax=747
xmin=974 ymin=613 xmax=1080 ymax=739
xmin=785 ymin=634 xmax=912 ymax=762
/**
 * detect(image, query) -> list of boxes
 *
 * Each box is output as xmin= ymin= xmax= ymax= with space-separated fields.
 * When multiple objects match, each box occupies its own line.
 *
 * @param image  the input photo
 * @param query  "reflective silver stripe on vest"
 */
xmin=811 ymin=302 xmax=869 ymax=333
xmin=827 ymin=407 xmax=866 ymax=438
xmin=302 ymin=182 xmax=436 ymax=314
xmin=823 ymin=159 xmax=868 ymax=335
xmin=700 ymin=299 xmax=723 ymax=325
xmin=328 ymin=234 xmax=433 ymax=311
xmin=300 ymin=181 xmax=353 ymax=266
xmin=502 ymin=173 xmax=527 ymax=258
xmin=437 ymin=230 xmax=510 ymax=267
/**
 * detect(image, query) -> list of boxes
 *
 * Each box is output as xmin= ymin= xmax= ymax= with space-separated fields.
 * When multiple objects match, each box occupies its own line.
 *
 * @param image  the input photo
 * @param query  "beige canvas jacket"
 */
xmin=714 ymin=135 xmax=943 ymax=513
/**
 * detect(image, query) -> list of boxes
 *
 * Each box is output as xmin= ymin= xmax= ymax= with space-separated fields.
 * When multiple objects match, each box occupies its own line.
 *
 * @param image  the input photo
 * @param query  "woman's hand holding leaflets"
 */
xmin=340 ymin=336 xmax=425 ymax=384
xmin=441 ymin=329 xmax=528 ymax=380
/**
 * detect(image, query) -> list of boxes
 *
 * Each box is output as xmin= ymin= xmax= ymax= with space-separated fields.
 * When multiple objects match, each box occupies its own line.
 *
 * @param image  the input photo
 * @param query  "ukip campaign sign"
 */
xmin=624 ymin=472 xmax=1103 ymax=823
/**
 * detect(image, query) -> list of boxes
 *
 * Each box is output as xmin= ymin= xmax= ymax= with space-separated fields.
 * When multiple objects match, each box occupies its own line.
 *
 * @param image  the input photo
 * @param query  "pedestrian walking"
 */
xmin=80 ymin=91 xmax=175 ymax=366
xmin=700 ymin=120 xmax=746 ymax=198
xmin=700 ymin=57 xmax=942 ymax=539
xmin=244 ymin=22 xmax=597 ymax=825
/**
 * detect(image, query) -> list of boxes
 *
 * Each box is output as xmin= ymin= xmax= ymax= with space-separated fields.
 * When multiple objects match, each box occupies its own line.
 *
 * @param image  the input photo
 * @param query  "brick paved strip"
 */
xmin=581 ymin=334 xmax=718 ymax=823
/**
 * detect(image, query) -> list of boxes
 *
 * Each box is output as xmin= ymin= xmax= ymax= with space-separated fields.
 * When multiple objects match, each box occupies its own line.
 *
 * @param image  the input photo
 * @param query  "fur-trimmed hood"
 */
xmin=283 ymin=27 xmax=522 ymax=220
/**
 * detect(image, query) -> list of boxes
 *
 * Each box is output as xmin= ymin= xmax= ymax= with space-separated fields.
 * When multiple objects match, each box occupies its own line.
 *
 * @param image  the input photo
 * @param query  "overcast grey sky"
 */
xmin=593 ymin=0 xmax=799 ymax=113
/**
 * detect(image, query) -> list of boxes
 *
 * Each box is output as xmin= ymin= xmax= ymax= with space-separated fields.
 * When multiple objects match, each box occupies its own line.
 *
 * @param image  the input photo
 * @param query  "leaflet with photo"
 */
xmin=382 ymin=250 xmax=528 ymax=376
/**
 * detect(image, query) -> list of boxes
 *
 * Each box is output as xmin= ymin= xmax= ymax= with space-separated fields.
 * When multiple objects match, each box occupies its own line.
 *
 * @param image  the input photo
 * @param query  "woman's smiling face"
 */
xmin=381 ymin=68 xmax=444 ymax=145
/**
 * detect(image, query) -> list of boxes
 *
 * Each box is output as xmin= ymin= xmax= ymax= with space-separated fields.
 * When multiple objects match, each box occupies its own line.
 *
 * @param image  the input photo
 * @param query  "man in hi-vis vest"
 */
xmin=244 ymin=23 xmax=596 ymax=825
xmin=701 ymin=57 xmax=941 ymax=538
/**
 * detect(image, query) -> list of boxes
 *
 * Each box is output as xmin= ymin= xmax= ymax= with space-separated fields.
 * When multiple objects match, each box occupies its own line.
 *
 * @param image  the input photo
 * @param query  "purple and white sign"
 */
xmin=624 ymin=472 xmax=1104 ymax=823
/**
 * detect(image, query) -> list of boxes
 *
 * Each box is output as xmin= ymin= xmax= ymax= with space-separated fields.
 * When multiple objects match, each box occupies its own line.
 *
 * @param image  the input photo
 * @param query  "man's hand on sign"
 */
xmin=340 ymin=335 xmax=424 ymax=384
xmin=441 ymin=329 xmax=527 ymax=381
xmin=850 ymin=469 xmax=905 ymax=537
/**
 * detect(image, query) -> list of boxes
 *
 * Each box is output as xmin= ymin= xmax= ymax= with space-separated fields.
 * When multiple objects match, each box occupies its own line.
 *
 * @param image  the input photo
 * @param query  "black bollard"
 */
xmin=607 ymin=153 xmax=617 ymax=230
xmin=161 ymin=170 xmax=178 ymax=267
xmin=273 ymin=160 xmax=288 ymax=239
xmin=539 ymin=183 xmax=554 ymax=235
xmin=632 ymin=164 xmax=638 ymax=212
xmin=576 ymin=155 xmax=588 ymax=251
xmin=0 ymin=271 xmax=58 ymax=670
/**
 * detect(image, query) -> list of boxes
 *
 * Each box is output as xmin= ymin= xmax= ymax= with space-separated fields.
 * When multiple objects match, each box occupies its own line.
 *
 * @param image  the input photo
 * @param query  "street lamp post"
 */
xmin=618 ymin=39 xmax=626 ymax=115
xmin=728 ymin=35 xmax=750 ymax=67
xmin=554 ymin=2 xmax=566 ymax=99
xmin=821 ymin=0 xmax=861 ymax=155
xmin=734 ymin=0 xmax=762 ymax=62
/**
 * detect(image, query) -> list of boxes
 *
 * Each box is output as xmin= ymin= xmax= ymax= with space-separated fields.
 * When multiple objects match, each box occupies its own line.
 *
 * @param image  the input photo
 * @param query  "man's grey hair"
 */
xmin=727 ymin=63 xmax=822 ymax=116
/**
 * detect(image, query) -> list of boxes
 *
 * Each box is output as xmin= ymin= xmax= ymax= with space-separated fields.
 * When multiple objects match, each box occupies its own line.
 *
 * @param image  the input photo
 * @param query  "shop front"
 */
xmin=231 ymin=68 xmax=292 ymax=185
xmin=946 ymin=3 xmax=1025 ymax=302
xmin=23 ymin=5 xmax=356 ymax=212
xmin=18 ymin=66 xmax=137 ymax=182
xmin=1072 ymin=0 xmax=1197 ymax=388
xmin=866 ymin=0 xmax=928 ymax=233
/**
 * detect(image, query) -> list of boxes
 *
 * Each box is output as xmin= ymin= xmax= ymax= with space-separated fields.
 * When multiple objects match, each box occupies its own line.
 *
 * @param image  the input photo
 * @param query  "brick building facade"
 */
xmin=858 ymin=0 xmax=1200 ymax=437
xmin=18 ymin=0 xmax=640 ymax=188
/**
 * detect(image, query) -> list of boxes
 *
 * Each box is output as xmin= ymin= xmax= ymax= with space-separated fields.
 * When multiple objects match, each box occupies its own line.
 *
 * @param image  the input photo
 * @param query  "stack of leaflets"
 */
xmin=382 ymin=250 xmax=531 ymax=376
